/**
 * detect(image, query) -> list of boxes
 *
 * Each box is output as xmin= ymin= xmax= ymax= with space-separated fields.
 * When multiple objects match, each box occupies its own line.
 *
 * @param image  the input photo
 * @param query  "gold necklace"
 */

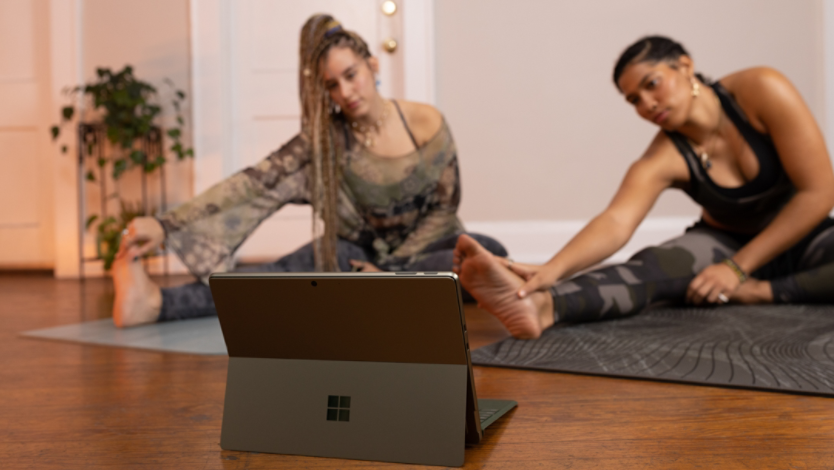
xmin=689 ymin=91 xmax=724 ymax=170
xmin=349 ymin=100 xmax=389 ymax=148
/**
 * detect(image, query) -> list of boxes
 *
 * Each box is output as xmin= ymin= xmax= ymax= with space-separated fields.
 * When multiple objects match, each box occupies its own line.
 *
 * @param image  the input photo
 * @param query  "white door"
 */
xmin=190 ymin=0 xmax=434 ymax=264
xmin=0 ymin=0 xmax=54 ymax=269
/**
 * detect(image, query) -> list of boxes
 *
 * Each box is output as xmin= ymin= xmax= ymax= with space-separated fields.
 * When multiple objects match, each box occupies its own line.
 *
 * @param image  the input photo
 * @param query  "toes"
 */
xmin=455 ymin=233 xmax=487 ymax=258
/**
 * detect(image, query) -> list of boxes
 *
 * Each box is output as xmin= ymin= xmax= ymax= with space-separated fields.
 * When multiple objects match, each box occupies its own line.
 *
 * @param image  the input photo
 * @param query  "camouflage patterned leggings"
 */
xmin=552 ymin=218 xmax=834 ymax=324
xmin=157 ymin=232 xmax=506 ymax=322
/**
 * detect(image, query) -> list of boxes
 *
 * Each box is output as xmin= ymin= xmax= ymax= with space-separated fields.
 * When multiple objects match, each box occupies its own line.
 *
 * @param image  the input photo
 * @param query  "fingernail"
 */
xmin=518 ymin=290 xmax=526 ymax=298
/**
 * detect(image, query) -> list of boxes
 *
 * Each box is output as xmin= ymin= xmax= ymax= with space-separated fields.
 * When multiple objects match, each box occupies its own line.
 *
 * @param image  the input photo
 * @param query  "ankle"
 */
xmin=532 ymin=290 xmax=555 ymax=330
xmin=757 ymin=280 xmax=774 ymax=303
xmin=148 ymin=284 xmax=163 ymax=309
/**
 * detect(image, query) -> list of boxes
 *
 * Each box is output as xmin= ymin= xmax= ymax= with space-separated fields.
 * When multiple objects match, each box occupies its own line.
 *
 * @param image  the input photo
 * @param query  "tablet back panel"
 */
xmin=211 ymin=273 xmax=469 ymax=466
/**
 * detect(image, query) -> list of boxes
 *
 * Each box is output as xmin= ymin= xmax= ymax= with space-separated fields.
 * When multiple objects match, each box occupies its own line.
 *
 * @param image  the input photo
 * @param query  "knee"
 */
xmin=336 ymin=239 xmax=370 ymax=271
xmin=802 ymin=226 xmax=834 ymax=267
xmin=628 ymin=245 xmax=698 ymax=277
xmin=336 ymin=239 xmax=368 ymax=259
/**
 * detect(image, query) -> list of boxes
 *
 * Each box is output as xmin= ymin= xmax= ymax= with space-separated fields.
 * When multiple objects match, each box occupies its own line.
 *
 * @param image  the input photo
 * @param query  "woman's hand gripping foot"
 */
xmin=453 ymin=234 xmax=555 ymax=339
xmin=111 ymin=245 xmax=162 ymax=328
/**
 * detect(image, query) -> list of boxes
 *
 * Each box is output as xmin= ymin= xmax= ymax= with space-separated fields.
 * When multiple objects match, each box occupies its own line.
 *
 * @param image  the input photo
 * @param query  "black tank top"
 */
xmin=666 ymin=82 xmax=795 ymax=234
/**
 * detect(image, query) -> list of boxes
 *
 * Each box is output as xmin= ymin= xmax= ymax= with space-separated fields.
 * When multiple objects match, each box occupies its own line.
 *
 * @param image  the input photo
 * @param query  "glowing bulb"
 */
xmin=381 ymin=1 xmax=397 ymax=16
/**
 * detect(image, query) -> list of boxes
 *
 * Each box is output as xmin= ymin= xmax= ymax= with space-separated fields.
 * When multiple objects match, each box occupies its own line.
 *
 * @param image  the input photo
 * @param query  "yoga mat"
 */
xmin=20 ymin=316 xmax=227 ymax=355
xmin=471 ymin=305 xmax=834 ymax=396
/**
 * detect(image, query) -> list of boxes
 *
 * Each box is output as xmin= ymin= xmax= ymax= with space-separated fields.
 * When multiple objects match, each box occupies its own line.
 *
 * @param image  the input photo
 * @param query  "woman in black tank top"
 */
xmin=453 ymin=36 xmax=834 ymax=339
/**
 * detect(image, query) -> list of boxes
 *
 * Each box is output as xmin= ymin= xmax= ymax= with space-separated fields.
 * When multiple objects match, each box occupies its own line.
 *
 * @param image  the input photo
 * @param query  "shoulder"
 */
xmin=393 ymin=100 xmax=444 ymax=146
xmin=720 ymin=67 xmax=793 ymax=97
xmin=719 ymin=67 xmax=805 ymax=129
xmin=272 ymin=133 xmax=308 ymax=158
xmin=261 ymin=133 xmax=309 ymax=171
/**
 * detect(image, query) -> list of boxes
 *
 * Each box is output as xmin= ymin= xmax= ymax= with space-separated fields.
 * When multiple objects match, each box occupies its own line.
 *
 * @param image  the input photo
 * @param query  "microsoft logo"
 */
xmin=327 ymin=395 xmax=351 ymax=422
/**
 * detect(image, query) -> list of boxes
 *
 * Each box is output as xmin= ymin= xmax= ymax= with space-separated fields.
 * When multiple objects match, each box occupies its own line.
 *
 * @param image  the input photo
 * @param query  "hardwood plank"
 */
xmin=0 ymin=275 xmax=833 ymax=468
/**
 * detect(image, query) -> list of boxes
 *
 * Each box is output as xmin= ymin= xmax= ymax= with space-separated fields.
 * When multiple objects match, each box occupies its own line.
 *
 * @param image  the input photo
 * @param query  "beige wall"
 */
xmin=82 ymin=0 xmax=192 ymax=220
xmin=436 ymin=0 xmax=825 ymax=223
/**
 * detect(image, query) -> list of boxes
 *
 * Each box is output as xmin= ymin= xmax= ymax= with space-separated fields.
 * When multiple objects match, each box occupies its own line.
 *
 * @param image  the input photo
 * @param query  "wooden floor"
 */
xmin=2 ymin=274 xmax=834 ymax=469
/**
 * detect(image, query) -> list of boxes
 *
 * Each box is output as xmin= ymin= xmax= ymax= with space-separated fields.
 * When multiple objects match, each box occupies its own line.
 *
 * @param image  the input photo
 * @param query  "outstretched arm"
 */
xmin=517 ymin=135 xmax=686 ymax=297
xmin=123 ymin=134 xmax=312 ymax=282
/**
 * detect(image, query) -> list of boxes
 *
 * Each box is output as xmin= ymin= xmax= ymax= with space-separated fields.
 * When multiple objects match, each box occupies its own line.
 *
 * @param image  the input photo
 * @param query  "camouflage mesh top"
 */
xmin=158 ymin=119 xmax=464 ymax=282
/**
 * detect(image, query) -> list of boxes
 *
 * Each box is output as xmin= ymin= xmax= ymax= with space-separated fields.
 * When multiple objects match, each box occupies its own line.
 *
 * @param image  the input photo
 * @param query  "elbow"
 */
xmin=796 ymin=185 xmax=834 ymax=217
xmin=612 ymin=224 xmax=636 ymax=250
xmin=814 ymin=185 xmax=834 ymax=215
xmin=825 ymin=187 xmax=834 ymax=214
xmin=598 ymin=212 xmax=637 ymax=250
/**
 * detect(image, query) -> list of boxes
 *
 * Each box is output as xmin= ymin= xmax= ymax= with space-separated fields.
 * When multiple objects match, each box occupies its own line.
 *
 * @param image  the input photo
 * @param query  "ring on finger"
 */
xmin=717 ymin=293 xmax=729 ymax=304
xmin=506 ymin=258 xmax=514 ymax=268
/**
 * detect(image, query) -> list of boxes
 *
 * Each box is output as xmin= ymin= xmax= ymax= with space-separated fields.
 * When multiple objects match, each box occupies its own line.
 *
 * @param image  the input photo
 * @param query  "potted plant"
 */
xmin=51 ymin=65 xmax=193 ymax=270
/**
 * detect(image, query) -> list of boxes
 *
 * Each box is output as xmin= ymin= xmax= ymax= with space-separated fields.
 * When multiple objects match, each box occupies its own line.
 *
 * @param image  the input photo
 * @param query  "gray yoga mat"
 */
xmin=471 ymin=305 xmax=834 ymax=396
xmin=20 ymin=316 xmax=227 ymax=355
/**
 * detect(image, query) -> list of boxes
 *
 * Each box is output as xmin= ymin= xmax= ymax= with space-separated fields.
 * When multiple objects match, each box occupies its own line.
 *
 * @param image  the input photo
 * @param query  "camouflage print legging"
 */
xmin=157 ymin=232 xmax=506 ymax=322
xmin=552 ymin=218 xmax=834 ymax=324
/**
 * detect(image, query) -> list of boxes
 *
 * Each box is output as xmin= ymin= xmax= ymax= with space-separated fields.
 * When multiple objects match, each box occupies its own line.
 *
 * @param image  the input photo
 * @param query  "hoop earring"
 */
xmin=691 ymin=78 xmax=700 ymax=98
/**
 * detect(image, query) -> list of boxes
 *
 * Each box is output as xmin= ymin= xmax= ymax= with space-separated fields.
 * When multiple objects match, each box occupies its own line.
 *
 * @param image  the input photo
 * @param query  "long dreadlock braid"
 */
xmin=299 ymin=14 xmax=372 ymax=271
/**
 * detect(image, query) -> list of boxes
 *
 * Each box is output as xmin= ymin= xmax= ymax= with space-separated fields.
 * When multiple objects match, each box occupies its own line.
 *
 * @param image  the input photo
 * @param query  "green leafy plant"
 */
xmin=51 ymin=65 xmax=192 ymax=270
xmin=50 ymin=65 xmax=193 ymax=180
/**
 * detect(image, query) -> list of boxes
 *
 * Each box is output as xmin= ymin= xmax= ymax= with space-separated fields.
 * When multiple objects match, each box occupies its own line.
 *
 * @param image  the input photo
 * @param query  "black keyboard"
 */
xmin=479 ymin=408 xmax=499 ymax=423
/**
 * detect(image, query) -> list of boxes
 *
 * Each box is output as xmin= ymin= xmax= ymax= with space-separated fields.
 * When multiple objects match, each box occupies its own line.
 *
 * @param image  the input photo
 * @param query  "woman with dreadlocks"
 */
xmin=454 ymin=35 xmax=834 ymax=339
xmin=111 ymin=14 xmax=506 ymax=327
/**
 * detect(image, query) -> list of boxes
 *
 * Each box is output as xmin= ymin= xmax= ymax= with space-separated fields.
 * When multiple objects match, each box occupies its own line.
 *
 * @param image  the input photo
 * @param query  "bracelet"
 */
xmin=722 ymin=258 xmax=748 ymax=283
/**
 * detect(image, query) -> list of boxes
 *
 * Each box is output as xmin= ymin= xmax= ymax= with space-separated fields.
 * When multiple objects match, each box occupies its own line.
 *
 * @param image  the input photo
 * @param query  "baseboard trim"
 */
xmin=465 ymin=216 xmax=699 ymax=265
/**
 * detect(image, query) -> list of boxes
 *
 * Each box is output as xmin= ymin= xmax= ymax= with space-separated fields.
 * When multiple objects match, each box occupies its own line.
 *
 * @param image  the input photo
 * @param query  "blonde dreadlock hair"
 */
xmin=299 ymin=14 xmax=372 ymax=271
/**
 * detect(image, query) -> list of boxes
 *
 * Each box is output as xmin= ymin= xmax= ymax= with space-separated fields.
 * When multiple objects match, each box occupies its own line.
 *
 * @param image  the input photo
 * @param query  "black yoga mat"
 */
xmin=470 ymin=305 xmax=834 ymax=396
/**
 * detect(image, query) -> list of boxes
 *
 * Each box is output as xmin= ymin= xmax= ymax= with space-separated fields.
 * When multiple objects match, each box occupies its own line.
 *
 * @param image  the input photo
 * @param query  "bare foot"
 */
xmin=454 ymin=234 xmax=554 ymax=339
xmin=112 ymin=252 xmax=162 ymax=327
xmin=731 ymin=279 xmax=774 ymax=304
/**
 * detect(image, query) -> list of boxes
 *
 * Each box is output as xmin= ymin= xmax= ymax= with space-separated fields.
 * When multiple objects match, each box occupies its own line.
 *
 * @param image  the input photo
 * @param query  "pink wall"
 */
xmin=436 ymin=0 xmax=825 ymax=223
xmin=82 ymin=0 xmax=193 ymax=222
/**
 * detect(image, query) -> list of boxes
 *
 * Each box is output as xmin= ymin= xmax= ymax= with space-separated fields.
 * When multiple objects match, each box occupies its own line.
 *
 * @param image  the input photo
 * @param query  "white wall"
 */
xmin=436 ymin=0 xmax=825 ymax=262
xmin=0 ymin=0 xmax=54 ymax=269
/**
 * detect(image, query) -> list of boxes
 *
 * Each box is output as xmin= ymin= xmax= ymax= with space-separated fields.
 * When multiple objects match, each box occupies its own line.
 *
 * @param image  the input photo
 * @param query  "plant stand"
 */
xmin=76 ymin=122 xmax=169 ymax=280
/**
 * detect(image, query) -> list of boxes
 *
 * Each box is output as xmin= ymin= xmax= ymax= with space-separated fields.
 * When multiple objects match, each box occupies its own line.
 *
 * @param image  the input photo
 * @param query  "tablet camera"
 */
xmin=311 ymin=281 xmax=317 ymax=287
